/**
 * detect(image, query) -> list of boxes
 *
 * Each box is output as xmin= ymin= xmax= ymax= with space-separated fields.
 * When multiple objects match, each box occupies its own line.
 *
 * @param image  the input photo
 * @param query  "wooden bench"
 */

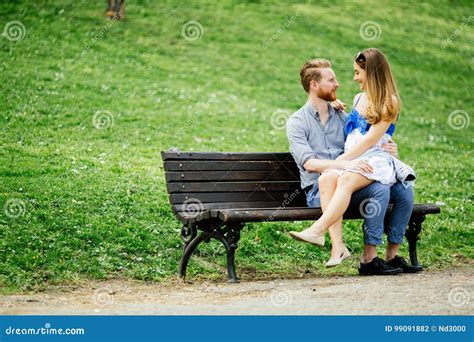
xmin=161 ymin=150 xmax=441 ymax=283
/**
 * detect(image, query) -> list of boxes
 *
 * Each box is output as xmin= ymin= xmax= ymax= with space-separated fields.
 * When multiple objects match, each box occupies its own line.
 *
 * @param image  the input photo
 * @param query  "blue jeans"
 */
xmin=306 ymin=181 xmax=414 ymax=245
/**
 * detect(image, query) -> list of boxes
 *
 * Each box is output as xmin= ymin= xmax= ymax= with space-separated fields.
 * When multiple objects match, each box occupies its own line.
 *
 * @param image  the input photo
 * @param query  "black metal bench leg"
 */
xmin=180 ymin=224 xmax=196 ymax=253
xmin=213 ymin=224 xmax=242 ymax=283
xmin=179 ymin=228 xmax=212 ymax=279
xmin=226 ymin=245 xmax=238 ymax=283
xmin=405 ymin=215 xmax=425 ymax=266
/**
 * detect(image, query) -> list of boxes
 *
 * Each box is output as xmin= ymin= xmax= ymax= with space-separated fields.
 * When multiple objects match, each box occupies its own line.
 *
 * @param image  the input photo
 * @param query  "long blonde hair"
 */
xmin=355 ymin=48 xmax=401 ymax=124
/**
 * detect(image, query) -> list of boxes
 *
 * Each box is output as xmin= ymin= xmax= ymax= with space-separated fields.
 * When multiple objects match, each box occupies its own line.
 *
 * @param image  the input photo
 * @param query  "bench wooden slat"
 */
xmin=169 ymin=191 xmax=306 ymax=204
xmin=161 ymin=151 xmax=293 ymax=161
xmin=215 ymin=207 xmax=323 ymax=222
xmin=163 ymin=161 xmax=299 ymax=172
xmin=176 ymin=210 xmax=211 ymax=223
xmin=214 ymin=203 xmax=441 ymax=223
xmin=167 ymin=181 xmax=301 ymax=193
xmin=410 ymin=203 xmax=441 ymax=215
xmin=173 ymin=200 xmax=306 ymax=212
xmin=165 ymin=171 xmax=300 ymax=182
xmin=175 ymin=203 xmax=440 ymax=224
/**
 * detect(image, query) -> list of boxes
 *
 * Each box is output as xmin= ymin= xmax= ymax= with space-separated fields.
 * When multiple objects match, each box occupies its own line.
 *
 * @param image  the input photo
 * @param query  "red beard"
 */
xmin=317 ymin=88 xmax=337 ymax=101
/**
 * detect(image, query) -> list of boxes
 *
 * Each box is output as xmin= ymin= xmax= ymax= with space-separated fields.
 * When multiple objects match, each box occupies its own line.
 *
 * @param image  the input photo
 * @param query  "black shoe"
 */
xmin=358 ymin=257 xmax=403 ymax=276
xmin=386 ymin=255 xmax=423 ymax=273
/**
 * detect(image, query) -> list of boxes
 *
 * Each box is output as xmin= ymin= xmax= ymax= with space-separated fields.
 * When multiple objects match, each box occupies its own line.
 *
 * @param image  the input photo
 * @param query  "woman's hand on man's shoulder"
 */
xmin=330 ymin=99 xmax=346 ymax=112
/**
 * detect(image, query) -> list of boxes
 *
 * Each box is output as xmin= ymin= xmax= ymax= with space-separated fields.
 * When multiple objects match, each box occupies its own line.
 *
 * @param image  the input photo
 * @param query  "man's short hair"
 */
xmin=300 ymin=59 xmax=332 ymax=93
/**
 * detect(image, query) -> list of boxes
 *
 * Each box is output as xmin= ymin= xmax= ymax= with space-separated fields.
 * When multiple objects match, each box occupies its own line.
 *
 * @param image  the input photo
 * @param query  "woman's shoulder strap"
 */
xmin=353 ymin=93 xmax=364 ymax=107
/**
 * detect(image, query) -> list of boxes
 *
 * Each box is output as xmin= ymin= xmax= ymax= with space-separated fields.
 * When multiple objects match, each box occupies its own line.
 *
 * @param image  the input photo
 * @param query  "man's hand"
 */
xmin=330 ymin=99 xmax=346 ymax=111
xmin=382 ymin=139 xmax=398 ymax=158
xmin=344 ymin=159 xmax=373 ymax=174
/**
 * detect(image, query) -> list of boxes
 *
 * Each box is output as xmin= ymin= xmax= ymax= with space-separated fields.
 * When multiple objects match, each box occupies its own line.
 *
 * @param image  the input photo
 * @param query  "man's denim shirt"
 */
xmin=286 ymin=101 xmax=347 ymax=194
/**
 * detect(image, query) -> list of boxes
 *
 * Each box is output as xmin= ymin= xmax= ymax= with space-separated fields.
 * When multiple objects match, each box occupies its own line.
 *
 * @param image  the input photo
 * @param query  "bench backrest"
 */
xmin=161 ymin=151 xmax=307 ymax=214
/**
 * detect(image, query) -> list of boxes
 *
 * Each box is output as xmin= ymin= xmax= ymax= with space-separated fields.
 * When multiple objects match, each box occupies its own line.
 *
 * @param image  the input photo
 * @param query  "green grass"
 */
xmin=0 ymin=0 xmax=473 ymax=292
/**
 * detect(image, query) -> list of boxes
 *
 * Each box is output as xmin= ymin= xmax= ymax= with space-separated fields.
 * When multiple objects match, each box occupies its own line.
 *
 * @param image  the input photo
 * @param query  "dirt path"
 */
xmin=1 ymin=268 xmax=472 ymax=315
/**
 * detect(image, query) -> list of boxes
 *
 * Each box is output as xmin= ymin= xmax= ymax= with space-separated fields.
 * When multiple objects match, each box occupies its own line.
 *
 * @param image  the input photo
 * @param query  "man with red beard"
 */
xmin=286 ymin=59 xmax=420 ymax=275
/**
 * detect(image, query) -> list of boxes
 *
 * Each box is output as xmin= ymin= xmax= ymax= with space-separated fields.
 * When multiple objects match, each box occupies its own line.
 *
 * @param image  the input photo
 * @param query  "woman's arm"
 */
xmin=336 ymin=119 xmax=392 ymax=161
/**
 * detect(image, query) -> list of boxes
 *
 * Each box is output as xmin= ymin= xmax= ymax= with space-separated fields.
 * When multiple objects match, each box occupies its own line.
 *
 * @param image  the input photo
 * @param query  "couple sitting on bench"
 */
xmin=287 ymin=48 xmax=421 ymax=276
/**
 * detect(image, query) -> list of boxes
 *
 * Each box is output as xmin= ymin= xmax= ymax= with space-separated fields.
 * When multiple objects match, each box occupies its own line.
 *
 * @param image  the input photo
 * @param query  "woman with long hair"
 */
xmin=290 ymin=48 xmax=415 ymax=268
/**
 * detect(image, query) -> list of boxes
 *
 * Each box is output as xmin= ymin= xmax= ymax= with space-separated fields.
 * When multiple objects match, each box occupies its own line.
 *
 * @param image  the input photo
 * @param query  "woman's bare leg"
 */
xmin=318 ymin=172 xmax=348 ymax=259
xmin=307 ymin=172 xmax=374 ymax=236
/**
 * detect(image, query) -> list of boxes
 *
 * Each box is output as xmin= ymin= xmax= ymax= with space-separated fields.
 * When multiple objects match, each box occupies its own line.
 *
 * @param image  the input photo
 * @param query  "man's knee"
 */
xmin=390 ymin=181 xmax=414 ymax=206
xmin=366 ymin=182 xmax=390 ymax=202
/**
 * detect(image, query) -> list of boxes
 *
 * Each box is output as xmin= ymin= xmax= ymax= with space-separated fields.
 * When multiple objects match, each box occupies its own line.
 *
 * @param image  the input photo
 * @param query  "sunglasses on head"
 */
xmin=355 ymin=51 xmax=366 ymax=61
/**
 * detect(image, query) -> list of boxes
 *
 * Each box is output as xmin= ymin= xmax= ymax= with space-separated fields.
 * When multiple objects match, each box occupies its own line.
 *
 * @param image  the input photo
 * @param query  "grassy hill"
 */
xmin=0 ymin=0 xmax=472 ymax=291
